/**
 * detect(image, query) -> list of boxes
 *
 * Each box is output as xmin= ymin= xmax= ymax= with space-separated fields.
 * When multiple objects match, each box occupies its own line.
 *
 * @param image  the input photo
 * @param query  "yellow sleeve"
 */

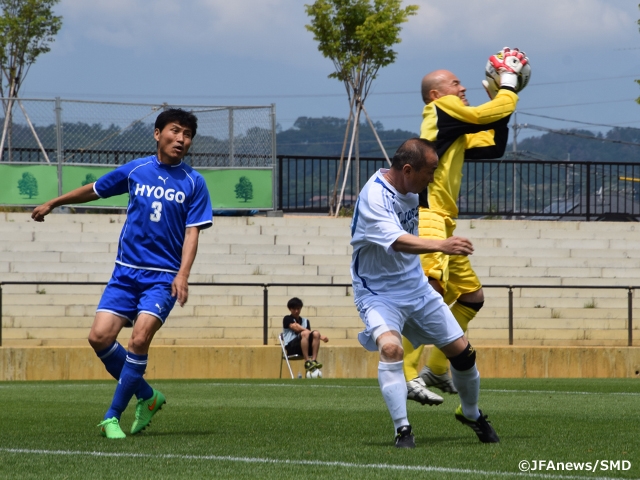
xmin=465 ymin=130 xmax=496 ymax=149
xmin=432 ymin=89 xmax=518 ymax=126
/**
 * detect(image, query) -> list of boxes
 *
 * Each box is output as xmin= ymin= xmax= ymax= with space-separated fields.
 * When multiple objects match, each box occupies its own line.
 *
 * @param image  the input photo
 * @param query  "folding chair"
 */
xmin=279 ymin=333 xmax=304 ymax=379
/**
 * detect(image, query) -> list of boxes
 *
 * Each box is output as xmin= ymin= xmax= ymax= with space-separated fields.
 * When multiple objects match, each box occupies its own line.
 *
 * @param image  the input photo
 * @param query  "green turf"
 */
xmin=0 ymin=378 xmax=638 ymax=479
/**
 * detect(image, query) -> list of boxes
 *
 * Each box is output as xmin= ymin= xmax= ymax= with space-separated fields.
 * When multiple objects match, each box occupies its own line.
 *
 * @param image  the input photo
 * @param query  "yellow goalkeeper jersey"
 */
xmin=419 ymin=89 xmax=518 ymax=218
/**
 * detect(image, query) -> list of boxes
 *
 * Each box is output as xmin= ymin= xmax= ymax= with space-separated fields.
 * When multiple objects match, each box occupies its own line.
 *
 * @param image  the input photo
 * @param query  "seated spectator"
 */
xmin=282 ymin=297 xmax=328 ymax=373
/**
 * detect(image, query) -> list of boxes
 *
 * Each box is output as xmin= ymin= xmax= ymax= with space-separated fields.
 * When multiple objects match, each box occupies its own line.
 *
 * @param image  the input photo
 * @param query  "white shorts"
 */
xmin=356 ymin=290 xmax=463 ymax=352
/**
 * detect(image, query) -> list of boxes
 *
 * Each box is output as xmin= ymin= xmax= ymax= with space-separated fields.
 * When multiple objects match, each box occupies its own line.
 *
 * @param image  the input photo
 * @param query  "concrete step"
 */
xmin=275 ymin=235 xmax=349 ymax=246
xmin=570 ymin=248 xmax=640 ymax=259
xmin=529 ymin=257 xmax=640 ymax=269
xmin=190 ymin=263 xmax=318 ymax=276
xmin=474 ymin=246 xmax=571 ymax=258
xmin=0 ymin=241 xmax=112 ymax=253
xmin=472 ymin=316 xmax=629 ymax=330
xmin=289 ymin=245 xmax=351 ymax=255
xmin=488 ymin=266 xmax=604 ymax=278
xmin=200 ymin=233 xmax=275 ymax=245
xmin=9 ymin=262 xmax=113 ymax=274
xmin=303 ymin=255 xmax=351 ymax=266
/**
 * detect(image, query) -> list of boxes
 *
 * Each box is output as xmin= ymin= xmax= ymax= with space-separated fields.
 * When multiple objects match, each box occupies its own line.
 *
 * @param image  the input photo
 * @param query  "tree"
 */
xmin=234 ymin=176 xmax=253 ymax=202
xmin=17 ymin=170 xmax=37 ymax=198
xmin=81 ymin=173 xmax=97 ymax=186
xmin=305 ymin=0 xmax=418 ymax=214
xmin=0 ymin=0 xmax=62 ymax=159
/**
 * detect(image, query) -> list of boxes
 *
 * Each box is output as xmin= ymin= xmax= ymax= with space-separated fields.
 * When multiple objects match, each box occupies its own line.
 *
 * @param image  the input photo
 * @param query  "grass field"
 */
xmin=0 ymin=378 xmax=638 ymax=479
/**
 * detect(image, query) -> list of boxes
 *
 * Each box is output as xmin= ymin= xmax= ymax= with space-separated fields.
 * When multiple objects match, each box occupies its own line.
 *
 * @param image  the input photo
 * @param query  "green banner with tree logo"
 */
xmin=0 ymin=164 xmax=273 ymax=209
xmin=198 ymin=169 xmax=273 ymax=209
xmin=0 ymin=164 xmax=59 ymax=205
xmin=62 ymin=165 xmax=129 ymax=207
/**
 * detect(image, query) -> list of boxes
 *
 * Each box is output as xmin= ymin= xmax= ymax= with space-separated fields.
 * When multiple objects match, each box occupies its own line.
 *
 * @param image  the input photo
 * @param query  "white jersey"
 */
xmin=350 ymin=169 xmax=430 ymax=303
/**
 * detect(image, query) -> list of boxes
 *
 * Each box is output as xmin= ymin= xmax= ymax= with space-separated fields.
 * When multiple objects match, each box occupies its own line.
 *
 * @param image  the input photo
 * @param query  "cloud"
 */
xmin=56 ymin=0 xmax=320 ymax=64
xmin=403 ymin=0 xmax=635 ymax=53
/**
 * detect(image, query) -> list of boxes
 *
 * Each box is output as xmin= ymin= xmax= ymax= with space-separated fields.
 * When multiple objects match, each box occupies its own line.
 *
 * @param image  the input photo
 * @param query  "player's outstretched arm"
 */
xmin=391 ymin=234 xmax=474 ymax=256
xmin=172 ymin=226 xmax=201 ymax=307
xmin=31 ymin=183 xmax=99 ymax=222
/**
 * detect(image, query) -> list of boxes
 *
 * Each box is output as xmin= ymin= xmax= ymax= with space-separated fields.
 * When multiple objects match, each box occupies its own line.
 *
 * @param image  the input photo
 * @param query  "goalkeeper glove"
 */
xmin=482 ymin=78 xmax=499 ymax=100
xmin=489 ymin=47 xmax=529 ymax=90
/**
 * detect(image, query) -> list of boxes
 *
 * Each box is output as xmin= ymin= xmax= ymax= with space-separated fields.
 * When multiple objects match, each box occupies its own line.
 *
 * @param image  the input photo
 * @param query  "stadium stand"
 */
xmin=0 ymin=212 xmax=638 ymax=348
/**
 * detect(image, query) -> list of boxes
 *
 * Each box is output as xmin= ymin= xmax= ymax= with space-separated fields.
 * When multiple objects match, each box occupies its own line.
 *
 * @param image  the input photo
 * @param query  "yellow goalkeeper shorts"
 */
xmin=418 ymin=208 xmax=482 ymax=297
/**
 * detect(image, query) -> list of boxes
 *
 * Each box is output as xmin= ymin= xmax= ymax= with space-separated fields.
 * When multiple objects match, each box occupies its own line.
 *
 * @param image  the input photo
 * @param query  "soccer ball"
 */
xmin=306 ymin=368 xmax=323 ymax=379
xmin=485 ymin=50 xmax=531 ymax=93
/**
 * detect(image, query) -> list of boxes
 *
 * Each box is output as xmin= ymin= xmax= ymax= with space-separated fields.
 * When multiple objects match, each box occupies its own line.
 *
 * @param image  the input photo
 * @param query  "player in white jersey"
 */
xmin=32 ymin=108 xmax=213 ymax=439
xmin=350 ymin=138 xmax=499 ymax=448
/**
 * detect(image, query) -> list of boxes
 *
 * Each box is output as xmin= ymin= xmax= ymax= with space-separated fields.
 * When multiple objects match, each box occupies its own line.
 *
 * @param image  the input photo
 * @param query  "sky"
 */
xmin=18 ymin=0 xmax=640 ymax=149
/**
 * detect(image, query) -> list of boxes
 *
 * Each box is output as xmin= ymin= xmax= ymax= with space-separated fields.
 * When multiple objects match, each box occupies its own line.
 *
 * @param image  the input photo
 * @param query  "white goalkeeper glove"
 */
xmin=488 ymin=47 xmax=529 ymax=90
xmin=482 ymin=78 xmax=499 ymax=100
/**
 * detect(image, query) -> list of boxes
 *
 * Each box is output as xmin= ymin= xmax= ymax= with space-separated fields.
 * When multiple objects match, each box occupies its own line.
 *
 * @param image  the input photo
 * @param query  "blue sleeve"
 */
xmin=94 ymin=163 xmax=134 ymax=198
xmin=186 ymin=175 xmax=213 ymax=229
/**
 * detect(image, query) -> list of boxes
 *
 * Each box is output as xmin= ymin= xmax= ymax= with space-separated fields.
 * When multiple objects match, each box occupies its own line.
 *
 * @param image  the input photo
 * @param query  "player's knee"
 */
xmin=380 ymin=342 xmax=403 ymax=362
xmin=457 ymin=299 xmax=484 ymax=312
xmin=448 ymin=342 xmax=476 ymax=371
xmin=128 ymin=332 xmax=152 ymax=353
xmin=312 ymin=330 xmax=320 ymax=339
xmin=88 ymin=330 xmax=112 ymax=351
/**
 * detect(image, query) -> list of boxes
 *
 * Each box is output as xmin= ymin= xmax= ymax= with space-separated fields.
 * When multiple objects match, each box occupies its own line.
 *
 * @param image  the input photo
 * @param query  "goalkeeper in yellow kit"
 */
xmin=405 ymin=48 xmax=528 ymax=403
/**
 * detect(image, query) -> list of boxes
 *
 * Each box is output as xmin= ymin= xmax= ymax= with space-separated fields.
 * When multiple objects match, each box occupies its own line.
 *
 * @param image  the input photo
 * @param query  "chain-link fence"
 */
xmin=0 ymin=98 xmax=276 ymax=167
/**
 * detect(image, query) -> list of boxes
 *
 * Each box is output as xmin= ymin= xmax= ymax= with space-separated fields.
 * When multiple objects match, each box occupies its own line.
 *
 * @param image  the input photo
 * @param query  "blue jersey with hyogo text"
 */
xmin=94 ymin=155 xmax=213 ymax=273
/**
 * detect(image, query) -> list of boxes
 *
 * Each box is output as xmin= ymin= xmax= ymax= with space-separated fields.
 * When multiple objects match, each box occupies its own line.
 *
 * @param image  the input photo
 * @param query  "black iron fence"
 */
xmin=277 ymin=156 xmax=640 ymax=220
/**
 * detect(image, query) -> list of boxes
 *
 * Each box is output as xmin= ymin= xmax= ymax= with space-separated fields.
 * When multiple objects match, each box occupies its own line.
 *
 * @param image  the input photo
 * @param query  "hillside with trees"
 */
xmin=276 ymin=116 xmax=417 ymax=157
xmin=277 ymin=118 xmax=640 ymax=162
xmin=508 ymin=127 xmax=640 ymax=163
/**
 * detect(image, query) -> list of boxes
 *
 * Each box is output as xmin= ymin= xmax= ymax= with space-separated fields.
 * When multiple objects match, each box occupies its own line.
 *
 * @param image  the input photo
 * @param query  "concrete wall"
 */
xmin=2 ymin=345 xmax=639 ymax=380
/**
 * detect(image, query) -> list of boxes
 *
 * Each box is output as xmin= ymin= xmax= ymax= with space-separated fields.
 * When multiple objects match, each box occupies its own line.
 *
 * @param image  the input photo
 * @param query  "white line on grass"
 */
xmin=196 ymin=383 xmax=640 ymax=396
xmin=1 ymin=383 xmax=639 ymax=397
xmin=0 ymin=448 xmax=633 ymax=480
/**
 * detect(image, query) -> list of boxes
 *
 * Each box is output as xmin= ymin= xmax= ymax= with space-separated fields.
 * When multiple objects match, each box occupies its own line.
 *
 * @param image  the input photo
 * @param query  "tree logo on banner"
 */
xmin=17 ymin=171 xmax=38 ymax=199
xmin=235 ymin=176 xmax=254 ymax=202
xmin=81 ymin=173 xmax=97 ymax=186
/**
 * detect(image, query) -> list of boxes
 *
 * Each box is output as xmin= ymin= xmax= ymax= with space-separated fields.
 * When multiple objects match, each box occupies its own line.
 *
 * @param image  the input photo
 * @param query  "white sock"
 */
xmin=378 ymin=360 xmax=409 ymax=432
xmin=451 ymin=364 xmax=481 ymax=421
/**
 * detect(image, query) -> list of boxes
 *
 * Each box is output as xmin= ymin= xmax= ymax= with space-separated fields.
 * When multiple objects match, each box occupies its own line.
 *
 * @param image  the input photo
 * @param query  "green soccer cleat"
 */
xmin=131 ymin=389 xmax=166 ymax=435
xmin=454 ymin=405 xmax=500 ymax=443
xmin=98 ymin=417 xmax=126 ymax=439
xmin=311 ymin=359 xmax=323 ymax=370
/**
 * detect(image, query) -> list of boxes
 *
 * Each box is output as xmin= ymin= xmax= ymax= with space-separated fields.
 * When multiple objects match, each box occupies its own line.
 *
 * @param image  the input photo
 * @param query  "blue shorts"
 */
xmin=97 ymin=264 xmax=177 ymax=325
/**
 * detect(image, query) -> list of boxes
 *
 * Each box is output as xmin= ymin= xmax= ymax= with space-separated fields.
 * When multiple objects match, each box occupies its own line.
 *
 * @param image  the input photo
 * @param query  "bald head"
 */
xmin=421 ymin=70 xmax=468 ymax=106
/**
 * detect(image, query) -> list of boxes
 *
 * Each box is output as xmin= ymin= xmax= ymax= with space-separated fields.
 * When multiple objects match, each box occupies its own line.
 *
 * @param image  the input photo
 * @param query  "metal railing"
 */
xmin=277 ymin=156 xmax=640 ymax=219
xmin=0 ymin=282 xmax=636 ymax=347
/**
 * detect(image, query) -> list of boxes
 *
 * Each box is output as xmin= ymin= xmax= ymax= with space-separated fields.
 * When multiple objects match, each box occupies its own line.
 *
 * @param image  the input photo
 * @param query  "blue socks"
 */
xmin=96 ymin=342 xmax=153 ymax=401
xmin=103 ymin=352 xmax=152 ymax=421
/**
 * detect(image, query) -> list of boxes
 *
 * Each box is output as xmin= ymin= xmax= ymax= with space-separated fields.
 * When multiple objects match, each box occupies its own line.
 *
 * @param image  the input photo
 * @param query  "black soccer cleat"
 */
xmin=394 ymin=425 xmax=416 ymax=449
xmin=454 ymin=407 xmax=500 ymax=443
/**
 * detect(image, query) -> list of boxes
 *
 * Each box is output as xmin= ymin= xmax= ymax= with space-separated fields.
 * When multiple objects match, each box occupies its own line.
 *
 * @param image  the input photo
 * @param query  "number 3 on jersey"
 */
xmin=150 ymin=201 xmax=163 ymax=222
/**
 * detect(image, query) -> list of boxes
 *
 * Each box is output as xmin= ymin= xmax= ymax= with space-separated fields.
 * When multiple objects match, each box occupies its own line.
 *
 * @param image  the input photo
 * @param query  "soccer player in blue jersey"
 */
xmin=32 ymin=108 xmax=213 ymax=439
xmin=350 ymin=138 xmax=499 ymax=448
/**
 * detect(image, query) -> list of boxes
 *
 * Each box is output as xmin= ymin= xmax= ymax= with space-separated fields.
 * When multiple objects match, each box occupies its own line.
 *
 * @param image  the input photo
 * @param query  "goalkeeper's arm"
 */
xmin=464 ymin=116 xmax=511 ymax=160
